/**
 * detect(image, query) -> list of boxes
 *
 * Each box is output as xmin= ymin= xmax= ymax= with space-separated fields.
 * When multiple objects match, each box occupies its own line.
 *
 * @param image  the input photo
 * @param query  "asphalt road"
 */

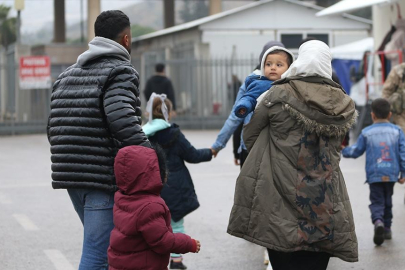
xmin=1 ymin=131 xmax=405 ymax=270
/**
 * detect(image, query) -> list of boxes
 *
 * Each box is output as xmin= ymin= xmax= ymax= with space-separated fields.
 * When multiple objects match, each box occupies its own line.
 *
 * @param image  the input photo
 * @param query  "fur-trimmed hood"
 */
xmin=266 ymin=76 xmax=357 ymax=137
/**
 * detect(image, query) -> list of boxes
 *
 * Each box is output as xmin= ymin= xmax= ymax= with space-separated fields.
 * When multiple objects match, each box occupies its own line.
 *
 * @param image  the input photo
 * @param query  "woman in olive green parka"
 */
xmin=227 ymin=41 xmax=358 ymax=270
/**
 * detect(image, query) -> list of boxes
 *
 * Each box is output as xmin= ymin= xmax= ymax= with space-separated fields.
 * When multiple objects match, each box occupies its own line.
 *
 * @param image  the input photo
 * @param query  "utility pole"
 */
xmin=87 ymin=0 xmax=101 ymax=43
xmin=80 ymin=0 xmax=84 ymax=43
xmin=164 ymin=0 xmax=175 ymax=28
xmin=14 ymin=0 xmax=24 ymax=44
xmin=209 ymin=0 xmax=222 ymax=15
xmin=53 ymin=0 xmax=66 ymax=43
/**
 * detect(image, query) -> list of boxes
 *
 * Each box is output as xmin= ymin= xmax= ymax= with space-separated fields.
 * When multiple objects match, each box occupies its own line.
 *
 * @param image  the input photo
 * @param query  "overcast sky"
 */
xmin=0 ymin=0 xmax=143 ymax=33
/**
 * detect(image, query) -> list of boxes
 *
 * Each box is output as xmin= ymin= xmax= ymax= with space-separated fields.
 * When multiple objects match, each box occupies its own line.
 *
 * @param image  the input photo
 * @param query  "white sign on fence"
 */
xmin=19 ymin=56 xmax=51 ymax=90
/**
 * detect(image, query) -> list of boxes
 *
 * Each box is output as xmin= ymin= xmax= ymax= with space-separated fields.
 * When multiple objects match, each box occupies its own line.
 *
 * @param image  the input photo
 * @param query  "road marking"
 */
xmin=0 ymin=183 xmax=49 ymax=189
xmin=12 ymin=214 xmax=39 ymax=231
xmin=44 ymin=250 xmax=75 ymax=270
xmin=0 ymin=192 xmax=12 ymax=204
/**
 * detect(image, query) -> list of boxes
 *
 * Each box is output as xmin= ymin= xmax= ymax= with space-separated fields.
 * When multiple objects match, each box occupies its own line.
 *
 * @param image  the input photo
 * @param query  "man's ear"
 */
xmin=123 ymin=34 xmax=129 ymax=48
xmin=388 ymin=111 xmax=392 ymax=119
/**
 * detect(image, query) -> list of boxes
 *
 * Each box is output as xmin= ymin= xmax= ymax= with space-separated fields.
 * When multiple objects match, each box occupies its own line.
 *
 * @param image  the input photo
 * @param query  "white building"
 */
xmin=132 ymin=0 xmax=372 ymax=127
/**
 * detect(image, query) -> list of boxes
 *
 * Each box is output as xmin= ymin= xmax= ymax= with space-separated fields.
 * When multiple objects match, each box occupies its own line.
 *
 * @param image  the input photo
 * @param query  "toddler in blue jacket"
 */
xmin=342 ymin=98 xmax=405 ymax=246
xmin=234 ymin=46 xmax=294 ymax=117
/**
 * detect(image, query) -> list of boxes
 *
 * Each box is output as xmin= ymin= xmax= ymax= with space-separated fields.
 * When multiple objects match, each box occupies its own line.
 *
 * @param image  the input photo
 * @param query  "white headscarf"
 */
xmin=146 ymin=92 xmax=169 ymax=123
xmin=281 ymin=40 xmax=332 ymax=79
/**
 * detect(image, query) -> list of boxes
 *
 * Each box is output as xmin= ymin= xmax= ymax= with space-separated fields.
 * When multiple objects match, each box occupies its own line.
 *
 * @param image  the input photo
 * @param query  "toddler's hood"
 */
xmin=114 ymin=146 xmax=162 ymax=195
xmin=260 ymin=46 xmax=295 ymax=77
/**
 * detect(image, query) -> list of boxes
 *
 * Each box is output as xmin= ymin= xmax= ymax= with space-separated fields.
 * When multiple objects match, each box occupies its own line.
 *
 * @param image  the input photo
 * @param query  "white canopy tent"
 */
xmin=331 ymin=37 xmax=374 ymax=60
xmin=316 ymin=0 xmax=398 ymax=17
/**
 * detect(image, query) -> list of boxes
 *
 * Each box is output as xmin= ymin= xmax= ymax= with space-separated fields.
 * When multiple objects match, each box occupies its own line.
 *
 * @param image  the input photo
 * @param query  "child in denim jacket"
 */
xmin=342 ymin=98 xmax=405 ymax=246
xmin=234 ymin=46 xmax=294 ymax=118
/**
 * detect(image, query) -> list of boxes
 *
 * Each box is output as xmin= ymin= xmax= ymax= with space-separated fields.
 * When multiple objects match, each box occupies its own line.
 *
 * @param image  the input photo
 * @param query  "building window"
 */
xmin=281 ymin=34 xmax=303 ymax=49
xmin=307 ymin=34 xmax=329 ymax=45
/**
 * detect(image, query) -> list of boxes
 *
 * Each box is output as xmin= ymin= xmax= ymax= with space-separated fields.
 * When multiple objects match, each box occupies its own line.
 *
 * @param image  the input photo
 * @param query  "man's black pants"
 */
xmin=267 ymin=249 xmax=330 ymax=270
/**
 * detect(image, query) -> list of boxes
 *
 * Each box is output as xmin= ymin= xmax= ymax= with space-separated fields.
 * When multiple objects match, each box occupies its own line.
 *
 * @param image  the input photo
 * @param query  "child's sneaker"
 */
xmin=384 ymin=227 xmax=392 ymax=240
xmin=170 ymin=260 xmax=187 ymax=270
xmin=373 ymin=220 xmax=384 ymax=245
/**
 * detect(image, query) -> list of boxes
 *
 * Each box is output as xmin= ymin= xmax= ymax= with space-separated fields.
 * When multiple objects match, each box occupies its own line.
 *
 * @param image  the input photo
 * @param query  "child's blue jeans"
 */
xmin=369 ymin=182 xmax=395 ymax=228
xmin=171 ymin=218 xmax=185 ymax=258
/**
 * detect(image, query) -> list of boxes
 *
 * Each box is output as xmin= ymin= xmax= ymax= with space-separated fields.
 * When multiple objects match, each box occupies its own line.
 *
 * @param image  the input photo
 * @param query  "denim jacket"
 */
xmin=342 ymin=122 xmax=405 ymax=183
xmin=212 ymin=71 xmax=261 ymax=152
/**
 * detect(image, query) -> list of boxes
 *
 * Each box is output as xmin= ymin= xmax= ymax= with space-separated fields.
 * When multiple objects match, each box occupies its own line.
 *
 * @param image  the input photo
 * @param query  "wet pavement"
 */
xmin=1 ymin=131 xmax=404 ymax=269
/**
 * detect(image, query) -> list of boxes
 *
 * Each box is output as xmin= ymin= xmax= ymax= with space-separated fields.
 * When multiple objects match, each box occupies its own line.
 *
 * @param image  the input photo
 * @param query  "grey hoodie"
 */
xmin=77 ymin=37 xmax=130 ymax=66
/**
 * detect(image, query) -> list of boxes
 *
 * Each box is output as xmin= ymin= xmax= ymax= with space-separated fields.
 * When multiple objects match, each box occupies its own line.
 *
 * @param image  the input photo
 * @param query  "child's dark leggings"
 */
xmin=267 ymin=249 xmax=330 ymax=270
xmin=369 ymin=182 xmax=395 ymax=227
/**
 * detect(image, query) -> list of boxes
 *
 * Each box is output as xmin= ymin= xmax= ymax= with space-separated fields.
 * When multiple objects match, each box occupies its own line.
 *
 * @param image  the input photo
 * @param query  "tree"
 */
xmin=131 ymin=24 xmax=155 ymax=38
xmin=0 ymin=5 xmax=16 ymax=49
xmin=179 ymin=0 xmax=209 ymax=23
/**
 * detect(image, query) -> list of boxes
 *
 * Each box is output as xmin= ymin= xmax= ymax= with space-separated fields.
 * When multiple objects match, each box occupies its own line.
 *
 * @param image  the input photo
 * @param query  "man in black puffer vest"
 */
xmin=47 ymin=10 xmax=150 ymax=270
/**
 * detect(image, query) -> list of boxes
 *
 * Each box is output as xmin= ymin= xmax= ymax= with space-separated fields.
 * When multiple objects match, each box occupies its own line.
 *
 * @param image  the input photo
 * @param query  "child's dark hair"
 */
xmin=152 ymin=142 xmax=168 ymax=183
xmin=371 ymin=98 xmax=391 ymax=119
xmin=268 ymin=50 xmax=293 ymax=66
xmin=152 ymin=97 xmax=173 ymax=120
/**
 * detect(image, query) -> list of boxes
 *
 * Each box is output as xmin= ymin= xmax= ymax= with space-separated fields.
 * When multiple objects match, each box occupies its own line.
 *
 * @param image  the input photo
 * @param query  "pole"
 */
xmin=164 ymin=0 xmax=175 ymax=28
xmin=14 ymin=0 xmax=24 ymax=44
xmin=209 ymin=0 xmax=222 ymax=15
xmin=16 ymin=10 xmax=21 ymax=45
xmin=80 ymin=0 xmax=84 ymax=43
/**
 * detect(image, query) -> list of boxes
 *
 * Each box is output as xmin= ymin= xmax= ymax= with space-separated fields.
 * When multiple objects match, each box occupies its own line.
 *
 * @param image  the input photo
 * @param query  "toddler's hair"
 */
xmin=151 ymin=142 xmax=168 ymax=183
xmin=372 ymin=98 xmax=391 ymax=119
xmin=152 ymin=97 xmax=173 ymax=120
xmin=268 ymin=50 xmax=293 ymax=66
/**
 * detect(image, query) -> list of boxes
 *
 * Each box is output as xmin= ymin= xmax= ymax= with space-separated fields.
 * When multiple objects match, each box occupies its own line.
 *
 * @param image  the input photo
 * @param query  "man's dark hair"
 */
xmin=94 ymin=10 xmax=130 ymax=41
xmin=155 ymin=63 xmax=165 ymax=73
xmin=371 ymin=98 xmax=391 ymax=119
xmin=151 ymin=143 xmax=168 ymax=183
xmin=268 ymin=50 xmax=293 ymax=66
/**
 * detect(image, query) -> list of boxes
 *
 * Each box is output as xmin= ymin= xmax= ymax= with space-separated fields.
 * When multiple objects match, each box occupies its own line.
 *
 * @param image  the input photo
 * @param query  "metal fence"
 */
xmin=0 ymin=55 xmax=258 ymax=135
xmin=141 ymin=57 xmax=258 ymax=128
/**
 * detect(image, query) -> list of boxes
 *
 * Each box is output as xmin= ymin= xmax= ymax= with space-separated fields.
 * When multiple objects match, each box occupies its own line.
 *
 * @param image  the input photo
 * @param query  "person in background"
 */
xmin=342 ymin=98 xmax=405 ymax=245
xmin=228 ymin=75 xmax=244 ymax=165
xmin=144 ymin=63 xmax=177 ymax=114
xmin=143 ymin=93 xmax=213 ymax=269
xmin=382 ymin=62 xmax=405 ymax=133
